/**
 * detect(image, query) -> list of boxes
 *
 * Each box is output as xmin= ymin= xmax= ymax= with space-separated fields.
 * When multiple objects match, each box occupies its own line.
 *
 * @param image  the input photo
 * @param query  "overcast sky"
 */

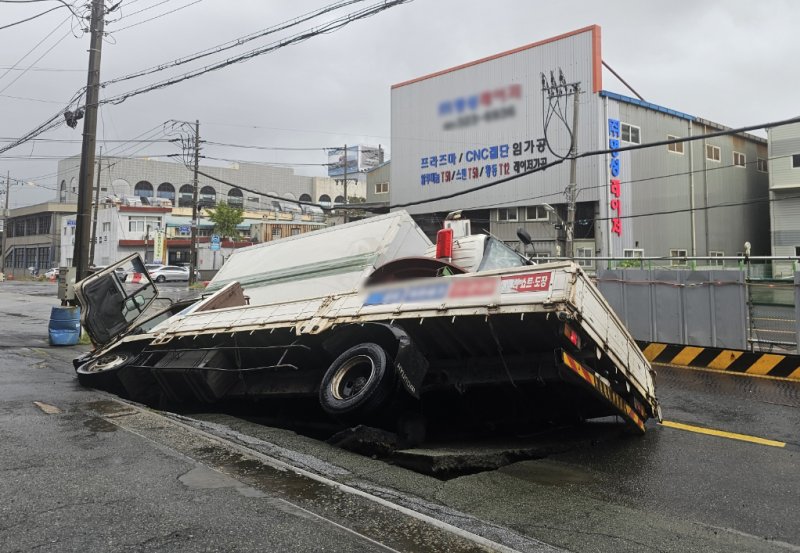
xmin=1 ymin=0 xmax=798 ymax=208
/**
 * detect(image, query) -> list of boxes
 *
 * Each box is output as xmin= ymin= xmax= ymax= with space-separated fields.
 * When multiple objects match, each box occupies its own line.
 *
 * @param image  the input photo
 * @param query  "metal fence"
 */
xmin=591 ymin=258 xmax=799 ymax=354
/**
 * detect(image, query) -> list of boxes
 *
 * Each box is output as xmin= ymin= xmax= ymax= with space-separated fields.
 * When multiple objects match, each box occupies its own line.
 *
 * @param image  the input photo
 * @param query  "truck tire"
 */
xmin=75 ymin=350 xmax=134 ymax=394
xmin=319 ymin=342 xmax=395 ymax=419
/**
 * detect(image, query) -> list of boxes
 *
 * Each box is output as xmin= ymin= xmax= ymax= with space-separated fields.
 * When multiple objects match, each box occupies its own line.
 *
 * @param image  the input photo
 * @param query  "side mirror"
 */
xmin=516 ymin=227 xmax=532 ymax=245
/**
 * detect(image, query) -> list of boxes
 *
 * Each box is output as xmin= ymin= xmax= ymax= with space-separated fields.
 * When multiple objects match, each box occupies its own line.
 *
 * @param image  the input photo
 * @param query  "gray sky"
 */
xmin=1 ymin=0 xmax=798 ymax=208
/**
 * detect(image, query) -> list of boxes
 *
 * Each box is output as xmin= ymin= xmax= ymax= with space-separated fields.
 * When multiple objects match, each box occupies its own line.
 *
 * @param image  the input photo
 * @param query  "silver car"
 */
xmin=148 ymin=265 xmax=190 ymax=283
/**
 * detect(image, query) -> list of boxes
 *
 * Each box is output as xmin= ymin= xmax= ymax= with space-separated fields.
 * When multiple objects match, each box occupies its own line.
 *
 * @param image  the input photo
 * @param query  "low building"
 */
xmin=56 ymin=156 xmax=364 ymax=209
xmin=3 ymin=202 xmax=75 ymax=278
xmin=365 ymin=161 xmax=391 ymax=206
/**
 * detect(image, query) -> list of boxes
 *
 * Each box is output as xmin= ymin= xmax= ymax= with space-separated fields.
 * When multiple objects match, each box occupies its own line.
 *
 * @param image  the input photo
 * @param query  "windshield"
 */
xmin=477 ymin=237 xmax=532 ymax=271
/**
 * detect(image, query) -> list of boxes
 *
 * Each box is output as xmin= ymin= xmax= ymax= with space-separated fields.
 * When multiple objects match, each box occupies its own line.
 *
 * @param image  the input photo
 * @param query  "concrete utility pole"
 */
xmin=1 ymin=171 xmax=9 ymax=274
xmin=89 ymin=147 xmax=102 ymax=267
xmin=565 ymin=84 xmax=580 ymax=259
xmin=72 ymin=0 xmax=105 ymax=282
xmin=188 ymin=120 xmax=200 ymax=285
xmin=342 ymin=144 xmax=349 ymax=223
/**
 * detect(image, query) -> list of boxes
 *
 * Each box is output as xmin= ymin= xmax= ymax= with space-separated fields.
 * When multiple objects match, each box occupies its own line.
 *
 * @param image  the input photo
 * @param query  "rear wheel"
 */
xmin=155 ymin=275 xmax=166 ymax=283
xmin=319 ymin=342 xmax=395 ymax=419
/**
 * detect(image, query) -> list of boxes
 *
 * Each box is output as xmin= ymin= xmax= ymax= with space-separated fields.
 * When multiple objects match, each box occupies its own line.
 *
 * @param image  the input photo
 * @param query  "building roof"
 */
xmin=8 ymin=202 xmax=76 ymax=218
xmin=600 ymin=90 xmax=695 ymax=121
xmin=601 ymin=90 xmax=767 ymax=144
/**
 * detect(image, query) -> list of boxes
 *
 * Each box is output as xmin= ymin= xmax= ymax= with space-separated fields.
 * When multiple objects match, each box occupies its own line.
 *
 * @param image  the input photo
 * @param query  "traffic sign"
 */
xmin=179 ymin=225 xmax=189 ymax=233
xmin=211 ymin=234 xmax=221 ymax=244
xmin=210 ymin=242 xmax=220 ymax=251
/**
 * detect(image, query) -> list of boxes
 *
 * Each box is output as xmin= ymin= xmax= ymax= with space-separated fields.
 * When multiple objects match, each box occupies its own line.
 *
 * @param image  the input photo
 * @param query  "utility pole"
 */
xmin=1 ymin=171 xmax=9 ymax=275
xmin=342 ymin=144 xmax=349 ymax=223
xmin=72 ymin=0 xmax=105 ymax=282
xmin=565 ymin=84 xmax=580 ymax=259
xmin=89 ymin=147 xmax=102 ymax=267
xmin=188 ymin=120 xmax=200 ymax=285
xmin=541 ymin=71 xmax=580 ymax=259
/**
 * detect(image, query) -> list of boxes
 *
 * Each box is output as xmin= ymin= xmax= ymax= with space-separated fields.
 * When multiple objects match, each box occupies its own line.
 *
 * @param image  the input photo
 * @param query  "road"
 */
xmin=1 ymin=280 xmax=798 ymax=552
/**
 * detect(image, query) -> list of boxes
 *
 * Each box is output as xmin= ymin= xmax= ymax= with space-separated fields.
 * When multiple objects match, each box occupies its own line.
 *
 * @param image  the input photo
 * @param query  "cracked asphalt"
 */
xmin=1 ymin=280 xmax=799 ymax=552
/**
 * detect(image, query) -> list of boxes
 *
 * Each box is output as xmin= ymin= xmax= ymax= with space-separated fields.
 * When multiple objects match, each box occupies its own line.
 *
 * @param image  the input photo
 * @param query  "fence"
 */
xmin=591 ymin=258 xmax=799 ymax=354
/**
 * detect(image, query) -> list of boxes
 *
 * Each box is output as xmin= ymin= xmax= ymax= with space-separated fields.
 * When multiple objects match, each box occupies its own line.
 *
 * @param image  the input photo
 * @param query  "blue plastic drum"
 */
xmin=48 ymin=306 xmax=81 ymax=346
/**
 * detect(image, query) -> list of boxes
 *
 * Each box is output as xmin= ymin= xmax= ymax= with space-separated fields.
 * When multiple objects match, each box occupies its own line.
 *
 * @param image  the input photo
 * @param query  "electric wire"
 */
xmin=112 ymin=0 xmax=203 ymax=32
xmin=102 ymin=0 xmax=366 ymax=85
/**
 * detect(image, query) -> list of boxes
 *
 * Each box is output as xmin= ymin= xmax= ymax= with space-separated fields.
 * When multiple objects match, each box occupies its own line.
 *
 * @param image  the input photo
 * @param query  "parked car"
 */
xmin=90 ymin=265 xmax=128 ymax=282
xmin=44 ymin=267 xmax=59 ymax=279
xmin=148 ymin=265 xmax=191 ymax=283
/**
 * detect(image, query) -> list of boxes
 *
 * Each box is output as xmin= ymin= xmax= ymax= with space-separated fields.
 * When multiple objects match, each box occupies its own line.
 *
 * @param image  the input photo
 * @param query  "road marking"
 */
xmin=660 ymin=420 xmax=786 ymax=448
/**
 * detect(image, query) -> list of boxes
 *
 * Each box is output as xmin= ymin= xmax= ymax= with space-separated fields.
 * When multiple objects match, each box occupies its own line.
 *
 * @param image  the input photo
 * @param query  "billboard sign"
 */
xmin=152 ymin=229 xmax=167 ymax=265
xmin=389 ymin=25 xmax=602 ymax=214
xmin=327 ymin=145 xmax=384 ymax=177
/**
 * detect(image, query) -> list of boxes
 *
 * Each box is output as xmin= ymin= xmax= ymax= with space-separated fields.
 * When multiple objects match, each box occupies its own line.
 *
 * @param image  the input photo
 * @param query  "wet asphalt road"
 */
xmin=1 ymin=280 xmax=798 ymax=552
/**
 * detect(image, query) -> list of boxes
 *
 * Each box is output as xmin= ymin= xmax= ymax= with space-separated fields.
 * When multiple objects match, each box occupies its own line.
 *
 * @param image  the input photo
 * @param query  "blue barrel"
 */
xmin=48 ymin=306 xmax=81 ymax=346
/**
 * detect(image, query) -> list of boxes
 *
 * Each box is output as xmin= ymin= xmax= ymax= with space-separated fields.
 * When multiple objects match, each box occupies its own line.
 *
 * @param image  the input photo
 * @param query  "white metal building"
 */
xmin=390 ymin=25 xmax=769 ymax=265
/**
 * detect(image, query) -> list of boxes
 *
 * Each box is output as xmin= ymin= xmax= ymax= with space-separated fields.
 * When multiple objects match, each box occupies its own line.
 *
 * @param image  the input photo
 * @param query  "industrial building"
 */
xmin=390 ymin=25 xmax=769 ymax=266
xmin=768 ymin=122 xmax=800 ymax=277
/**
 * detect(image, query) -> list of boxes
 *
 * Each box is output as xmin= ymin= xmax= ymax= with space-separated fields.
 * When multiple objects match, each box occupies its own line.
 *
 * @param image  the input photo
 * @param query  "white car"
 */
xmin=148 ymin=265 xmax=190 ymax=283
xmin=44 ymin=267 xmax=59 ymax=279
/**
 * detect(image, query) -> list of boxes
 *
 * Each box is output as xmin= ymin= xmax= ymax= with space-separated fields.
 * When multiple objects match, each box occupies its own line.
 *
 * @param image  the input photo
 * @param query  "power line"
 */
xmin=0 ymin=12 xmax=74 ymax=88
xmin=0 ymin=1 xmax=76 ymax=31
xmin=0 ymin=1 xmax=409 ymax=158
xmin=103 ymin=0 xmax=366 ymax=84
xmin=113 ymin=0 xmax=203 ymax=32
xmin=100 ymin=0 xmax=411 ymax=105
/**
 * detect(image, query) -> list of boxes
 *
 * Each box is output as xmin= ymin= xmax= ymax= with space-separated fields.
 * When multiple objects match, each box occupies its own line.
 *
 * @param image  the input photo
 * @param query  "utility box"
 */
xmin=57 ymin=267 xmax=77 ymax=301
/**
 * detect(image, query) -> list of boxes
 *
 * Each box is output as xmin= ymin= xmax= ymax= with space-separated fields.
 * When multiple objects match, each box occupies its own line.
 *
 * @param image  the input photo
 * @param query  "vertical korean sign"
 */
xmin=152 ymin=229 xmax=167 ymax=265
xmin=607 ymin=119 xmax=623 ymax=238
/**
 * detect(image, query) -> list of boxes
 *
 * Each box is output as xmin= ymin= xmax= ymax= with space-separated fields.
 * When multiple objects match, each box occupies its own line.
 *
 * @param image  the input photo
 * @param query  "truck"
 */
xmin=73 ymin=210 xmax=660 ymax=436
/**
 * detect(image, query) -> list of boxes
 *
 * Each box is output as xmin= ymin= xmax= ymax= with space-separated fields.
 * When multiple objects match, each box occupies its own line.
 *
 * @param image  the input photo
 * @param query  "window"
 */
xmin=497 ymin=207 xmax=518 ymax=221
xmin=667 ymin=135 xmax=684 ymax=154
xmin=134 ymin=181 xmax=154 ymax=198
xmin=525 ymin=205 xmax=549 ymax=221
xmin=757 ymin=158 xmax=768 ymax=173
xmin=792 ymin=154 xmax=800 ymax=168
xmin=733 ymin=151 xmax=746 ymax=168
xmin=623 ymin=249 xmax=644 ymax=258
xmin=576 ymin=246 xmax=594 ymax=268
xmin=271 ymin=227 xmax=281 ymax=240
xmin=102 ymin=222 xmax=111 ymax=232
xmin=670 ymin=248 xmax=688 ymax=266
xmin=299 ymin=194 xmax=312 ymax=202
xmin=290 ymin=228 xmax=300 ymax=236
xmin=706 ymin=144 xmax=721 ymax=162
xmin=621 ymin=123 xmax=640 ymax=144
xmin=709 ymin=251 xmax=724 ymax=267
xmin=228 ymin=187 xmax=244 ymax=208
xmin=374 ymin=182 xmax=389 ymax=195
xmin=795 ymin=246 xmax=800 ymax=257
xmin=199 ymin=186 xmax=216 ymax=208
xmin=178 ymin=184 xmax=193 ymax=207
xmin=128 ymin=216 xmax=161 ymax=234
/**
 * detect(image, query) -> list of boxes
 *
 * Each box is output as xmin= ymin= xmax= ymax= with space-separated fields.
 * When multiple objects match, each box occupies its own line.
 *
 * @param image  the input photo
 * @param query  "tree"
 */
xmin=207 ymin=201 xmax=244 ymax=240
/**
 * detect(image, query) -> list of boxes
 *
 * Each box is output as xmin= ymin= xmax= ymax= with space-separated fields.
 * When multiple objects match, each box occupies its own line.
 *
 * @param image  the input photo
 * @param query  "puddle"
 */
xmin=179 ymin=465 xmax=266 ymax=498
xmin=501 ymin=459 xmax=594 ymax=486
xmin=84 ymin=417 xmax=118 ymax=433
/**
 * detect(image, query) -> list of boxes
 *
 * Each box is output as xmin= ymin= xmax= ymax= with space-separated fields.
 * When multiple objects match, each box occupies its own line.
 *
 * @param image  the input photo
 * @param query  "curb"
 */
xmin=639 ymin=342 xmax=800 ymax=381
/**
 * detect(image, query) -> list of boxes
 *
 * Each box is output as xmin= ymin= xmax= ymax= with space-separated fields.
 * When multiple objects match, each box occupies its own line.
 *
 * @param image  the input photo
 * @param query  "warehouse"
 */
xmin=390 ymin=25 xmax=769 ymax=267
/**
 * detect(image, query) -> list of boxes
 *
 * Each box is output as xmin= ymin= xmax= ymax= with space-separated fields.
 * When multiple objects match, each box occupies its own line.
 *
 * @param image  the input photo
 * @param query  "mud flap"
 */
xmin=559 ymin=350 xmax=646 ymax=434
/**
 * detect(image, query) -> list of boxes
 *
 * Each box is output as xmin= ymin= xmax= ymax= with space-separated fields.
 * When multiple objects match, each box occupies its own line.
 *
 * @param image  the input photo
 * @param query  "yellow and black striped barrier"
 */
xmin=640 ymin=342 xmax=800 ymax=381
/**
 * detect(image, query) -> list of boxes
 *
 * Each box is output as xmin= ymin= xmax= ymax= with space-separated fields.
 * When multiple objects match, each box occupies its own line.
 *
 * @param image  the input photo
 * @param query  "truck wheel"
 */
xmin=76 ymin=350 xmax=133 ymax=394
xmin=319 ymin=342 xmax=395 ymax=419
